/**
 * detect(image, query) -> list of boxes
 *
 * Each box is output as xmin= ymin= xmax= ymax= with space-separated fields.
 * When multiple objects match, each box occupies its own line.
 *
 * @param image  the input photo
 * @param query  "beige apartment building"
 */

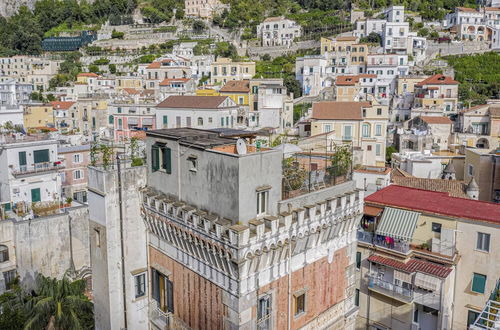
xmin=210 ymin=58 xmax=256 ymax=85
xmin=413 ymin=74 xmax=459 ymax=114
xmin=356 ymin=184 xmax=500 ymax=330
xmin=184 ymin=0 xmax=226 ymax=18
xmin=320 ymin=36 xmax=369 ymax=74
xmin=310 ymin=101 xmax=388 ymax=167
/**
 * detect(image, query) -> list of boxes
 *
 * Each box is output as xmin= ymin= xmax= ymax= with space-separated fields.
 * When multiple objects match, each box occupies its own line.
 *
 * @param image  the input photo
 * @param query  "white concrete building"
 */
xmin=295 ymin=55 xmax=329 ymax=96
xmin=0 ymin=135 xmax=62 ymax=208
xmin=257 ymin=16 xmax=302 ymax=47
xmin=155 ymin=95 xmax=243 ymax=130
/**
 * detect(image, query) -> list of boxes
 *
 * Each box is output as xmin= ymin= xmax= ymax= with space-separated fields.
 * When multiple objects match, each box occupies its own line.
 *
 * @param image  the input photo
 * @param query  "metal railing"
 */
xmin=357 ymin=231 xmax=411 ymax=254
xmin=368 ymin=275 xmax=413 ymax=300
xmin=12 ymin=162 xmax=64 ymax=176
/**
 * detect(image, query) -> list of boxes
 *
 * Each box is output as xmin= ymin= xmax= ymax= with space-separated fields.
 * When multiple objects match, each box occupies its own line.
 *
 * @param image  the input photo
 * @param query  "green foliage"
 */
xmin=214 ymin=42 xmax=238 ymax=59
xmin=49 ymin=52 xmax=83 ymax=89
xmin=137 ymin=54 xmax=158 ymax=64
xmin=141 ymin=0 xmax=184 ymax=24
xmin=109 ymin=63 xmax=117 ymax=74
xmin=154 ymin=26 xmax=177 ymax=33
xmin=283 ymin=157 xmax=307 ymax=191
xmin=111 ymin=29 xmax=125 ymax=39
xmin=0 ymin=274 xmax=93 ymax=330
xmin=418 ymin=27 xmax=429 ymax=37
xmin=386 ymin=145 xmax=397 ymax=163
xmin=446 ymin=52 xmax=500 ymax=106
xmin=359 ymin=32 xmax=382 ymax=45
xmin=293 ymin=103 xmax=310 ymax=123
xmin=88 ymin=64 xmax=100 ymax=73
xmin=192 ymin=20 xmax=206 ymax=34
xmin=93 ymin=58 xmax=110 ymax=65
xmin=330 ymin=144 xmax=352 ymax=177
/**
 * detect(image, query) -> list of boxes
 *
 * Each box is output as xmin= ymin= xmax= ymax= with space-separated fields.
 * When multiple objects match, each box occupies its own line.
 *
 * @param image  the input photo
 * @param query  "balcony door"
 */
xmin=152 ymin=269 xmax=174 ymax=313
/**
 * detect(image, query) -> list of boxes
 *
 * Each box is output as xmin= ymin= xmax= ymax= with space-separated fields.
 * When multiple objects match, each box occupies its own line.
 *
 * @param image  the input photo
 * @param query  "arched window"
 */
xmin=0 ymin=245 xmax=8 ymax=262
xmin=197 ymin=117 xmax=203 ymax=126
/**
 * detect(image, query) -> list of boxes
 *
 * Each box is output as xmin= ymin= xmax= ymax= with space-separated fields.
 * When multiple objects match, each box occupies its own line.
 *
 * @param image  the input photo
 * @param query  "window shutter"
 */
xmin=163 ymin=115 xmax=168 ymax=125
xmin=151 ymin=145 xmax=160 ymax=172
xmin=109 ymin=115 xmax=114 ymax=124
xmin=152 ymin=270 xmax=160 ymax=303
xmin=33 ymin=149 xmax=49 ymax=163
xmin=162 ymin=147 xmax=171 ymax=174
xmin=166 ymin=278 xmax=174 ymax=313
xmin=19 ymin=151 xmax=27 ymax=166
xmin=472 ymin=273 xmax=486 ymax=293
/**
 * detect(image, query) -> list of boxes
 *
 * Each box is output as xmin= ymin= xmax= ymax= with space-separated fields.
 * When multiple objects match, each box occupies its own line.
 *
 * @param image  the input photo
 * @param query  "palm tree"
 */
xmin=23 ymin=274 xmax=93 ymax=330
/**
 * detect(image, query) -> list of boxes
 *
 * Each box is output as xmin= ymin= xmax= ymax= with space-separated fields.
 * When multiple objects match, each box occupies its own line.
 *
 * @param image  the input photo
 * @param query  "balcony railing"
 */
xmin=12 ymin=162 xmax=64 ymax=177
xmin=368 ymin=276 xmax=413 ymax=301
xmin=149 ymin=301 xmax=189 ymax=330
xmin=357 ymin=231 xmax=411 ymax=254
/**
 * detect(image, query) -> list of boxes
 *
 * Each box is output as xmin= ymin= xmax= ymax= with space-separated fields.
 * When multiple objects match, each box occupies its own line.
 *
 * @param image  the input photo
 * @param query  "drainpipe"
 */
xmin=117 ymin=155 xmax=128 ymax=330
xmin=288 ymin=239 xmax=292 ymax=330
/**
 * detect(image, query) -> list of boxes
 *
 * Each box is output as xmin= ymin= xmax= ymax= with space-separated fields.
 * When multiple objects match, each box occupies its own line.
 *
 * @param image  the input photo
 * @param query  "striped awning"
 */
xmin=375 ymin=207 xmax=420 ymax=241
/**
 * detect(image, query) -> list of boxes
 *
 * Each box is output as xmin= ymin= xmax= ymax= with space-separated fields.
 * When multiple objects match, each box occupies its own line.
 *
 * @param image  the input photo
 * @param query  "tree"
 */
xmin=386 ymin=145 xmax=397 ymax=163
xmin=261 ymin=53 xmax=271 ymax=61
xmin=192 ymin=20 xmax=206 ymax=34
xmin=330 ymin=144 xmax=352 ymax=177
xmin=109 ymin=63 xmax=117 ymax=74
xmin=111 ymin=29 xmax=125 ymax=39
xmin=88 ymin=65 xmax=99 ymax=74
xmin=360 ymin=32 xmax=381 ymax=45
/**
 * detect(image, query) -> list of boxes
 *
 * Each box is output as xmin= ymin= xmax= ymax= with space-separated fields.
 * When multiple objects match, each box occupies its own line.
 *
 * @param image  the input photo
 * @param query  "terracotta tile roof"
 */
xmin=415 ymin=74 xmax=459 ymax=87
xmin=146 ymin=59 xmax=174 ymax=69
xmin=461 ymin=104 xmax=489 ymax=114
xmin=336 ymin=75 xmax=360 ymax=86
xmin=457 ymin=6 xmax=478 ymax=12
xmin=311 ymin=101 xmax=371 ymax=120
xmin=364 ymin=205 xmax=383 ymax=217
xmin=157 ymin=96 xmax=230 ymax=109
xmin=391 ymin=168 xmax=413 ymax=178
xmin=220 ymin=80 xmax=250 ymax=93
xmin=159 ymin=78 xmax=191 ymax=86
xmin=123 ymin=88 xmax=140 ymax=95
xmin=485 ymin=7 xmax=500 ymax=11
xmin=263 ymin=16 xmax=286 ymax=22
xmin=50 ymin=101 xmax=75 ymax=110
xmin=77 ymin=72 xmax=99 ymax=77
xmin=368 ymin=255 xmax=452 ymax=278
xmin=391 ymin=177 xmax=469 ymax=198
xmin=365 ymin=185 xmax=500 ymax=224
xmin=419 ymin=116 xmax=453 ymax=125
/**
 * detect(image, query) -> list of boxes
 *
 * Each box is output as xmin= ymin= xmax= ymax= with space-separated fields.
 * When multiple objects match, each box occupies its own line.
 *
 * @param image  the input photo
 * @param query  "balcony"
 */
xmin=357 ymin=231 xmax=411 ymax=254
xmin=11 ymin=162 xmax=65 ymax=177
xmin=368 ymin=276 xmax=413 ymax=302
xmin=149 ymin=301 xmax=189 ymax=330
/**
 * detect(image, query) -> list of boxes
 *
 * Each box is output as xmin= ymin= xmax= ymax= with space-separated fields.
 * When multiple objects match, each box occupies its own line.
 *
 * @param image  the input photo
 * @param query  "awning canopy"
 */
xmin=142 ymin=118 xmax=153 ymax=125
xmin=127 ymin=117 xmax=139 ymax=125
xmin=365 ymin=205 xmax=383 ymax=217
xmin=375 ymin=207 xmax=420 ymax=241
xmin=414 ymin=272 xmax=440 ymax=291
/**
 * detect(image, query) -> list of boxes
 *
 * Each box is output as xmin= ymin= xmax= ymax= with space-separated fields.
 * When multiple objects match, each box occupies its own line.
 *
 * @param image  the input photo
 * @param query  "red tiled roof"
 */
xmin=157 ymin=96 xmax=230 ymax=109
xmin=485 ymin=7 xmax=500 ymax=11
xmin=415 ymin=74 xmax=459 ymax=87
xmin=312 ymin=101 xmax=371 ymax=120
xmin=146 ymin=59 xmax=175 ymax=69
xmin=336 ymin=74 xmax=376 ymax=86
xmin=457 ymin=6 xmax=478 ymax=12
xmin=159 ymin=78 xmax=190 ymax=86
xmin=391 ymin=177 xmax=469 ymax=199
xmin=368 ymin=255 xmax=452 ymax=278
xmin=220 ymin=80 xmax=250 ymax=93
xmin=50 ymin=101 xmax=75 ymax=110
xmin=77 ymin=72 xmax=99 ymax=77
xmin=419 ymin=116 xmax=453 ymax=125
xmin=364 ymin=205 xmax=383 ymax=217
xmin=123 ymin=88 xmax=140 ymax=95
xmin=365 ymin=185 xmax=500 ymax=224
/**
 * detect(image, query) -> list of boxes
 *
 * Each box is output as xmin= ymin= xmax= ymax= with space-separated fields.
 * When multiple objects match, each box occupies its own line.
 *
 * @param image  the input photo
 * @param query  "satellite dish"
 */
xmin=236 ymin=138 xmax=247 ymax=155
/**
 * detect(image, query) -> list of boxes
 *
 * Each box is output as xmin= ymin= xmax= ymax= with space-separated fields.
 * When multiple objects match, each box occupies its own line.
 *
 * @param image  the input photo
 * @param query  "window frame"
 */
xmin=476 ymin=232 xmax=490 ymax=252
xmin=294 ymin=292 xmax=306 ymax=317
xmin=0 ymin=245 xmax=9 ymax=263
xmin=257 ymin=190 xmax=269 ymax=217
xmin=134 ymin=272 xmax=147 ymax=298
xmin=73 ymin=169 xmax=83 ymax=180
xmin=471 ymin=273 xmax=487 ymax=294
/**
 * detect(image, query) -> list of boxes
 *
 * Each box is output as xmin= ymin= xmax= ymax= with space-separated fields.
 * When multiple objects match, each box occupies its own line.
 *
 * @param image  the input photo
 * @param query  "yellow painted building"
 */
xmin=23 ymin=104 xmax=54 ymax=129
xmin=210 ymin=58 xmax=255 ymax=85
xmin=320 ymin=36 xmax=369 ymax=71
xmin=196 ymin=88 xmax=220 ymax=96
xmin=116 ymin=77 xmax=143 ymax=89
xmin=219 ymin=80 xmax=250 ymax=105
xmin=396 ymin=76 xmax=427 ymax=95
xmin=76 ymin=72 xmax=99 ymax=84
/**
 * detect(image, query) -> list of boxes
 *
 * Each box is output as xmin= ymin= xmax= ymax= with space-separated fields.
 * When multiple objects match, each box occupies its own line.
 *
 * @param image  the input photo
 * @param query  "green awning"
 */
xmin=375 ymin=207 xmax=420 ymax=241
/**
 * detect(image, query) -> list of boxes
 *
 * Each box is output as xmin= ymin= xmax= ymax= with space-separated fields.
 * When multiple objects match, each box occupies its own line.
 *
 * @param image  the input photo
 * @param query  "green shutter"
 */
xmin=472 ymin=273 xmax=486 ymax=293
xmin=162 ymin=147 xmax=171 ymax=174
xmin=163 ymin=115 xmax=168 ymax=125
xmin=19 ymin=152 xmax=27 ymax=166
xmin=151 ymin=146 xmax=160 ymax=172
xmin=33 ymin=149 xmax=49 ymax=163
xmin=31 ymin=188 xmax=41 ymax=203
xmin=109 ymin=115 xmax=114 ymax=124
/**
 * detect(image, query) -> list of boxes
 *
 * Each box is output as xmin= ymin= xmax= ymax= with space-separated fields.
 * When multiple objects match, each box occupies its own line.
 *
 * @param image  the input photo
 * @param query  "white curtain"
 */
xmin=394 ymin=270 xmax=412 ymax=284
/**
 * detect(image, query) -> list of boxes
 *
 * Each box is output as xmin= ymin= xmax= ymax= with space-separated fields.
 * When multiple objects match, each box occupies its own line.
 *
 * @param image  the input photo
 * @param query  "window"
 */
xmin=19 ymin=151 xmax=26 ymax=166
xmin=467 ymin=310 xmax=480 ymax=327
xmin=471 ymin=273 xmax=487 ymax=293
xmin=163 ymin=115 xmax=168 ymax=127
xmin=432 ymin=222 xmax=442 ymax=233
xmin=377 ymin=108 xmax=382 ymax=115
xmin=31 ymin=188 xmax=41 ymax=203
xmin=161 ymin=146 xmax=172 ymax=174
xmin=362 ymin=124 xmax=370 ymax=137
xmin=117 ymin=107 xmax=122 ymax=113
xmin=94 ymin=229 xmax=101 ymax=248
xmin=257 ymin=294 xmax=272 ymax=329
xmin=73 ymin=154 xmax=82 ymax=163
xmin=0 ymin=245 xmax=8 ymax=263
xmin=109 ymin=115 xmax=114 ymax=124
xmin=413 ymin=306 xmax=419 ymax=323
xmin=208 ymin=117 xmax=213 ymax=123
xmin=33 ymin=149 xmax=49 ymax=163
xmin=118 ymin=119 xmax=123 ymax=130
xmin=323 ymin=124 xmax=332 ymax=133
xmin=468 ymin=164 xmax=474 ymax=176
xmin=73 ymin=170 xmax=83 ymax=180
xmin=187 ymin=156 xmax=197 ymax=172
xmin=376 ymin=144 xmax=381 ymax=156
xmin=238 ymin=97 xmax=244 ymax=104
xmin=367 ymin=145 xmax=372 ymax=151
xmin=257 ymin=190 xmax=268 ymax=216
xmin=355 ymin=289 xmax=360 ymax=306
xmin=375 ymin=124 xmax=382 ymax=136
xmin=152 ymin=269 xmax=174 ymax=313
xmin=197 ymin=117 xmax=203 ymax=126
xmin=356 ymin=252 xmax=361 ymax=269
xmin=3 ymin=270 xmax=16 ymax=290
xmin=135 ymin=273 xmax=146 ymax=298
xmin=343 ymin=125 xmax=352 ymax=140
xmin=477 ymin=232 xmax=490 ymax=252
xmin=294 ymin=292 xmax=306 ymax=316
xmin=151 ymin=145 xmax=160 ymax=172
xmin=220 ymin=117 xmax=224 ymax=127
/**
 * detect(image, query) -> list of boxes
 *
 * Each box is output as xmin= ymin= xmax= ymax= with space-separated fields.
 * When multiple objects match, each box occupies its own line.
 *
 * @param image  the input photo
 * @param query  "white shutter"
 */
xmin=394 ymin=270 xmax=412 ymax=284
xmin=414 ymin=273 xmax=440 ymax=291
